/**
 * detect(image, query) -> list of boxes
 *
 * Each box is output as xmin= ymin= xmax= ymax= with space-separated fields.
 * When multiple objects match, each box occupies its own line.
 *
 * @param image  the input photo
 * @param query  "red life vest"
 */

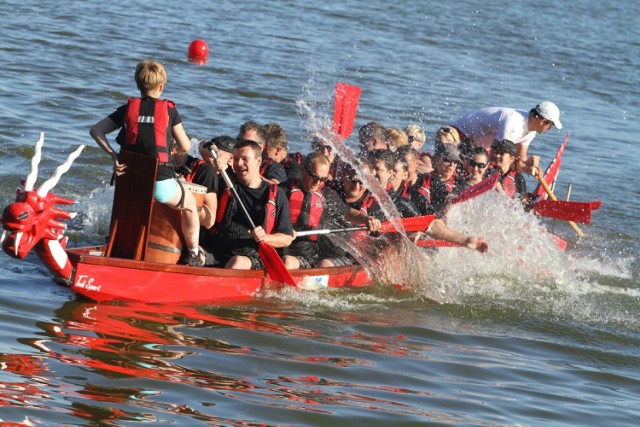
xmin=182 ymin=158 xmax=206 ymax=183
xmin=416 ymin=172 xmax=456 ymax=203
xmin=282 ymin=152 xmax=302 ymax=168
xmin=215 ymin=182 xmax=278 ymax=234
xmin=501 ymin=170 xmax=518 ymax=198
xmin=260 ymin=157 xmax=272 ymax=176
xmin=401 ymin=180 xmax=412 ymax=198
xmin=124 ymin=97 xmax=174 ymax=163
xmin=358 ymin=191 xmax=378 ymax=216
xmin=288 ymin=182 xmax=324 ymax=241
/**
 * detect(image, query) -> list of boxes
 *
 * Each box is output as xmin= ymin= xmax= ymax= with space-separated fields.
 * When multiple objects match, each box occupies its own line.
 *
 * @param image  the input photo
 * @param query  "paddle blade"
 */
xmin=333 ymin=83 xmax=361 ymax=139
xmin=379 ymin=215 xmax=437 ymax=233
xmin=258 ymin=242 xmax=296 ymax=286
xmin=532 ymin=199 xmax=597 ymax=224
xmin=450 ymin=172 xmax=500 ymax=205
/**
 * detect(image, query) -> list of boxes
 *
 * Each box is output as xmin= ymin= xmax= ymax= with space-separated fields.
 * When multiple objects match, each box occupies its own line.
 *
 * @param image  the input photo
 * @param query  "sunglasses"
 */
xmin=469 ymin=160 xmax=488 ymax=168
xmin=315 ymin=145 xmax=333 ymax=152
xmin=407 ymin=135 xmax=416 ymax=143
xmin=303 ymin=162 xmax=328 ymax=183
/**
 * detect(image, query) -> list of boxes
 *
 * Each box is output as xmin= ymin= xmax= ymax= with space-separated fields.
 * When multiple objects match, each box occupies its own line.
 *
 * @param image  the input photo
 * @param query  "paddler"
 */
xmin=489 ymin=139 xmax=527 ymax=201
xmin=282 ymin=152 xmax=381 ymax=270
xmin=207 ymin=139 xmax=294 ymax=270
xmin=237 ymin=121 xmax=288 ymax=185
xmin=413 ymin=143 xmax=462 ymax=215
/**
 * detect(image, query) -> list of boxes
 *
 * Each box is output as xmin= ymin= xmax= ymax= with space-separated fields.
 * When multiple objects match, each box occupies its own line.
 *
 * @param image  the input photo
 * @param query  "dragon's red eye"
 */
xmin=17 ymin=212 xmax=29 ymax=220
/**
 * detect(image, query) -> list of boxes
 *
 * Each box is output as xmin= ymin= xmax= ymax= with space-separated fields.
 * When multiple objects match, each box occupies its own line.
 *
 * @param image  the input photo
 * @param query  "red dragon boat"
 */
xmin=1 ymin=130 xmax=598 ymax=305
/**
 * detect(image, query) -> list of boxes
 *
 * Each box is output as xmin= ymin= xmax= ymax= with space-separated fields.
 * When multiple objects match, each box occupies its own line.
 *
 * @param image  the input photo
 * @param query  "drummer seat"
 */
xmin=105 ymin=150 xmax=157 ymax=260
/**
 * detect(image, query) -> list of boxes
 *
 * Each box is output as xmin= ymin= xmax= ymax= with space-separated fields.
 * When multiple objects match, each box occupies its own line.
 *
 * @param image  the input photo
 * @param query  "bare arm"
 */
xmin=89 ymin=117 xmax=126 ymax=175
xmin=251 ymin=226 xmax=293 ymax=248
xmin=172 ymin=123 xmax=192 ymax=153
xmin=425 ymin=219 xmax=488 ymax=253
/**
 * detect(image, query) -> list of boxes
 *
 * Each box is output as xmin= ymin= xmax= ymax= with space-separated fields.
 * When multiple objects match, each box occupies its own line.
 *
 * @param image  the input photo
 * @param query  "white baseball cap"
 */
xmin=535 ymin=101 xmax=563 ymax=129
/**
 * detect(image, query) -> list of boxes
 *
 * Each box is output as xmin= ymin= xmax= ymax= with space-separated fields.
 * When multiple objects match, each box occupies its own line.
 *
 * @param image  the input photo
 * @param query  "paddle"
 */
xmin=534 ymin=133 xmax=570 ymax=200
xmin=532 ymin=199 xmax=601 ymax=224
xmin=295 ymin=215 xmax=437 ymax=237
xmin=209 ymin=149 xmax=296 ymax=286
xmin=533 ymin=167 xmax=585 ymax=238
xmin=333 ymin=82 xmax=362 ymax=139
xmin=450 ymin=172 xmax=500 ymax=205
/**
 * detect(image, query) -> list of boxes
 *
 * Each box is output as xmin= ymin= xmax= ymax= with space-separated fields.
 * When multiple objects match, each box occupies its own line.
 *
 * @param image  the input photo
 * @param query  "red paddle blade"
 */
xmin=333 ymin=83 xmax=361 ymax=139
xmin=258 ymin=242 xmax=296 ymax=286
xmin=379 ymin=215 xmax=437 ymax=233
xmin=450 ymin=172 xmax=500 ymax=205
xmin=532 ymin=199 xmax=598 ymax=224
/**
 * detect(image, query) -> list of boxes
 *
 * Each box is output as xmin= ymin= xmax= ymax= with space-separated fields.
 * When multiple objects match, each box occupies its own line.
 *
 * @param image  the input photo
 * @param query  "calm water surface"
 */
xmin=1 ymin=0 xmax=639 ymax=425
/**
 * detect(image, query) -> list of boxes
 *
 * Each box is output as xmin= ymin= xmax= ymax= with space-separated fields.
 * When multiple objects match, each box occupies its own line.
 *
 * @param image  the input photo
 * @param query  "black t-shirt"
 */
xmin=108 ymin=96 xmax=183 ymax=181
xmin=213 ymin=181 xmax=293 ymax=256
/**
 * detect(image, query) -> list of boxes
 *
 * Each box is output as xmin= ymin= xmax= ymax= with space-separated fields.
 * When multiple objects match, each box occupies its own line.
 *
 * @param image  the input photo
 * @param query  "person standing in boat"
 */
xmin=208 ymin=139 xmax=294 ymax=270
xmin=489 ymin=139 xmax=527 ymax=201
xmin=451 ymin=102 xmax=563 ymax=173
xmin=89 ymin=59 xmax=205 ymax=267
xmin=282 ymin=152 xmax=381 ymax=270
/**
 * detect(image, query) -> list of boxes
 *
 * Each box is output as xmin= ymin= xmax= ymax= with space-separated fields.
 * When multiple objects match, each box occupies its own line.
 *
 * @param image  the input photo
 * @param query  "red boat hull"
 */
xmin=67 ymin=246 xmax=372 ymax=304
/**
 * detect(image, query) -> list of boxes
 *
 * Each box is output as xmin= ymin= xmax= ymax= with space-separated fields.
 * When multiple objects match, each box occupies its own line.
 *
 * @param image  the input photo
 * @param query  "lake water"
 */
xmin=1 ymin=0 xmax=639 ymax=425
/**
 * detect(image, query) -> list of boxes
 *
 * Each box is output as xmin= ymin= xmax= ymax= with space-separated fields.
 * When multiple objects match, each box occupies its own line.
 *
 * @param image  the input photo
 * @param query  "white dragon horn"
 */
xmin=0 ymin=230 xmax=6 ymax=246
xmin=24 ymin=133 xmax=45 ymax=192
xmin=13 ymin=232 xmax=23 ymax=257
xmin=37 ymin=145 xmax=86 ymax=197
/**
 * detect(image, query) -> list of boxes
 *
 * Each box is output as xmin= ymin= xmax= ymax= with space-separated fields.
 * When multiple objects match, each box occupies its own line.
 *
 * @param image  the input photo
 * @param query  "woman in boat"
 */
xmin=457 ymin=147 xmax=490 ymax=193
xmin=89 ymin=60 xmax=204 ymax=267
xmin=384 ymin=127 xmax=409 ymax=152
xmin=413 ymin=143 xmax=461 ymax=215
xmin=490 ymin=139 xmax=527 ymax=201
xmin=405 ymin=125 xmax=433 ymax=174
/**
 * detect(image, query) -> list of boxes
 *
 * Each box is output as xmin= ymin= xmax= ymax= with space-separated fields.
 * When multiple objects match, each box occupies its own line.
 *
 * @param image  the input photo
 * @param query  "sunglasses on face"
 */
xmin=315 ymin=145 xmax=333 ymax=152
xmin=469 ymin=160 xmax=488 ymax=168
xmin=303 ymin=162 xmax=328 ymax=183
xmin=407 ymin=135 xmax=416 ymax=143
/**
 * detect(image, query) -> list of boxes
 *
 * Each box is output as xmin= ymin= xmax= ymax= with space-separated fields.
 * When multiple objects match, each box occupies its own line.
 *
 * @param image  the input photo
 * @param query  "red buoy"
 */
xmin=188 ymin=39 xmax=209 ymax=64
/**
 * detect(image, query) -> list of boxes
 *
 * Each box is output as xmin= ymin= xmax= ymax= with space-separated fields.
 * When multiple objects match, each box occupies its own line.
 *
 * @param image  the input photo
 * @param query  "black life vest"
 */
xmin=124 ymin=97 xmax=174 ymax=163
xmin=288 ymin=182 xmax=324 ymax=241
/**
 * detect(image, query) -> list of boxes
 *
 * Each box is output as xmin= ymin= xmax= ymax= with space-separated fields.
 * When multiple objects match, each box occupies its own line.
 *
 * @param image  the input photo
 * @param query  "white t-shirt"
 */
xmin=453 ymin=107 xmax=536 ymax=149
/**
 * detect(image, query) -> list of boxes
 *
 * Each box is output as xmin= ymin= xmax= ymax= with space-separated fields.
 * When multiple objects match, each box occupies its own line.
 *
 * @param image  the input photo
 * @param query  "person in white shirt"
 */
xmin=451 ymin=101 xmax=562 ymax=172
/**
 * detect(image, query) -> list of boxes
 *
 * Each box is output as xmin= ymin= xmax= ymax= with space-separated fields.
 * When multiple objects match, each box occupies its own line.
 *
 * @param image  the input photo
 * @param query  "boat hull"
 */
xmin=66 ymin=246 xmax=371 ymax=304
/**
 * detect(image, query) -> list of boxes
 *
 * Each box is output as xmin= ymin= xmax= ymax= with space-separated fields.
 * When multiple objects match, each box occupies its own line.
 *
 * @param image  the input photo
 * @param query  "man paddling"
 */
xmin=237 ymin=121 xmax=288 ymax=185
xmin=451 ymin=101 xmax=562 ymax=172
xmin=282 ymin=152 xmax=381 ymax=270
xmin=207 ymin=139 xmax=294 ymax=270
